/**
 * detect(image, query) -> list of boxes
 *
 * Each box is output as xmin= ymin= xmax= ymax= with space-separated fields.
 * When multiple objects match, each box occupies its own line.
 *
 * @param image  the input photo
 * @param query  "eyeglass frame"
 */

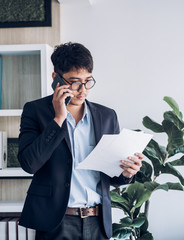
xmin=57 ymin=73 xmax=96 ymax=91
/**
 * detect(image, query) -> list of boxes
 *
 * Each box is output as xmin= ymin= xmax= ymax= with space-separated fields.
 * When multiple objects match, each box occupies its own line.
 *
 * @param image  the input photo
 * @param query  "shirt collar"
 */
xmin=81 ymin=101 xmax=89 ymax=123
xmin=67 ymin=101 xmax=89 ymax=124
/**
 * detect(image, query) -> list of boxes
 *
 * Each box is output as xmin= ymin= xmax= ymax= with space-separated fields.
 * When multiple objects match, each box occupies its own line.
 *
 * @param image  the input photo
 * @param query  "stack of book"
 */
xmin=0 ymin=217 xmax=35 ymax=240
xmin=0 ymin=131 xmax=7 ymax=169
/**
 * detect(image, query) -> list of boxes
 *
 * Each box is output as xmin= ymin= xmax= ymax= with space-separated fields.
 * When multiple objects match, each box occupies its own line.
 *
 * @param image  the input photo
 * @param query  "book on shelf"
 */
xmin=8 ymin=217 xmax=19 ymax=240
xmin=18 ymin=224 xmax=27 ymax=240
xmin=18 ymin=223 xmax=36 ymax=240
xmin=0 ymin=131 xmax=7 ymax=169
xmin=27 ymin=228 xmax=36 ymax=239
xmin=0 ymin=217 xmax=10 ymax=240
xmin=0 ymin=217 xmax=35 ymax=240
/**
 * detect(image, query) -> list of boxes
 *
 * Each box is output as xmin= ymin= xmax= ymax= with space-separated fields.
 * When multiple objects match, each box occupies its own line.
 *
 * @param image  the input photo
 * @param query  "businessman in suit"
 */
xmin=18 ymin=42 xmax=143 ymax=240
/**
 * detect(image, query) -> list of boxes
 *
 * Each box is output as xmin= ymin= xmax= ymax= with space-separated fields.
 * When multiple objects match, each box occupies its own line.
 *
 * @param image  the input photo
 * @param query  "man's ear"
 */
xmin=52 ymin=72 xmax=57 ymax=80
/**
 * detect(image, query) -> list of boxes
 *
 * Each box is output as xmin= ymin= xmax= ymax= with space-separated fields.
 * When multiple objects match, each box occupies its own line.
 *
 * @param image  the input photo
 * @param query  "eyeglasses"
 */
xmin=59 ymin=74 xmax=96 ymax=91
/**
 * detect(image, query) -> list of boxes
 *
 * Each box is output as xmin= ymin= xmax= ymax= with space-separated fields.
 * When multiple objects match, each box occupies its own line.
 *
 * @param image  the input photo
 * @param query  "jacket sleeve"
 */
xmin=18 ymin=102 xmax=67 ymax=174
xmin=110 ymin=174 xmax=135 ymax=187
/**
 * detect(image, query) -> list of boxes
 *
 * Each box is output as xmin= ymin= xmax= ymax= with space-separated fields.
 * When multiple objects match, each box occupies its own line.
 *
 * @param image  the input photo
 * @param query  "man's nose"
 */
xmin=78 ymin=83 xmax=86 ymax=92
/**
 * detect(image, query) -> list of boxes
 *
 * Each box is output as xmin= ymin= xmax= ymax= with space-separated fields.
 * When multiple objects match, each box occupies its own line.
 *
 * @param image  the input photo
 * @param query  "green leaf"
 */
xmin=147 ymin=139 xmax=167 ymax=163
xmin=143 ymin=116 xmax=164 ymax=132
xmin=132 ymin=217 xmax=146 ymax=227
xmin=160 ymin=163 xmax=184 ymax=185
xmin=112 ymin=223 xmax=132 ymax=239
xmin=119 ymin=217 xmax=132 ymax=227
xmin=125 ymin=182 xmax=152 ymax=212
xmin=111 ymin=201 xmax=129 ymax=213
xmin=154 ymin=183 xmax=169 ymax=191
xmin=110 ymin=191 xmax=127 ymax=203
xmin=169 ymin=155 xmax=184 ymax=166
xmin=163 ymin=96 xmax=181 ymax=118
xmin=166 ymin=182 xmax=183 ymax=191
xmin=144 ymin=181 xmax=168 ymax=192
xmin=169 ymin=146 xmax=184 ymax=157
xmin=162 ymin=120 xmax=184 ymax=155
xmin=139 ymin=213 xmax=149 ymax=234
xmin=144 ymin=181 xmax=183 ymax=192
xmin=137 ymin=231 xmax=154 ymax=240
xmin=164 ymin=111 xmax=184 ymax=130
xmin=111 ymin=191 xmax=131 ymax=214
xmin=143 ymin=140 xmax=165 ymax=176
xmin=136 ymin=161 xmax=153 ymax=183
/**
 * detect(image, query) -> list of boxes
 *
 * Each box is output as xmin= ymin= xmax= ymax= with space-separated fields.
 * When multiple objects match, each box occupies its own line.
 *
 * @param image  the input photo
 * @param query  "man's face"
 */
xmin=62 ymin=68 xmax=94 ymax=106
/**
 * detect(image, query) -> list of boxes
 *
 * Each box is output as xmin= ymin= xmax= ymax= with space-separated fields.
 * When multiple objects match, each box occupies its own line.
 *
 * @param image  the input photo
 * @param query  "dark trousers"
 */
xmin=35 ymin=215 xmax=109 ymax=240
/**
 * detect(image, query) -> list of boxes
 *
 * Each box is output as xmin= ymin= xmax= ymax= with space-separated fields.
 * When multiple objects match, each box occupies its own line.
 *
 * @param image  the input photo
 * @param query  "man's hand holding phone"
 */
xmin=52 ymin=82 xmax=74 ymax=127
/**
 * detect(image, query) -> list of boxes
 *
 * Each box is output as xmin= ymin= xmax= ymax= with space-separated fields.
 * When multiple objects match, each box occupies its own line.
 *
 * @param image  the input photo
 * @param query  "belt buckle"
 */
xmin=80 ymin=206 xmax=88 ymax=218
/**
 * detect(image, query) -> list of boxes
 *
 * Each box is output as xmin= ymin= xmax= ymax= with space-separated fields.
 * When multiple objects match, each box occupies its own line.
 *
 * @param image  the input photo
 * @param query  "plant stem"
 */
xmin=153 ymin=175 xmax=157 ymax=181
xmin=153 ymin=151 xmax=169 ymax=182
xmin=163 ymin=151 xmax=169 ymax=164
xmin=130 ymin=213 xmax=137 ymax=239
xmin=144 ymin=199 xmax=150 ymax=218
xmin=132 ymin=228 xmax=137 ymax=239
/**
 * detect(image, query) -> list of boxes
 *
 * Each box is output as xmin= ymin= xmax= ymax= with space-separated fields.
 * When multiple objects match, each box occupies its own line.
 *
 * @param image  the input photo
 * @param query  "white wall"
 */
xmin=61 ymin=1 xmax=184 ymax=239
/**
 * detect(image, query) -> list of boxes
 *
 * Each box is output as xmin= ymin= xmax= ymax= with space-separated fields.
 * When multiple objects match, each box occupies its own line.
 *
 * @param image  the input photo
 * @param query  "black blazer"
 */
xmin=18 ymin=95 xmax=132 ymax=239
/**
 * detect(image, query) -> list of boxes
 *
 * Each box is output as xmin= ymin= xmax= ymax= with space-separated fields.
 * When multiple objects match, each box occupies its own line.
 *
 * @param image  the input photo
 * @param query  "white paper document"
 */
xmin=76 ymin=128 xmax=153 ymax=177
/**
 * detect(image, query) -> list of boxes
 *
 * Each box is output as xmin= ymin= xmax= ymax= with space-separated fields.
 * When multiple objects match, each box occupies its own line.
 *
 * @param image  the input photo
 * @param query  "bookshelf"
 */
xmin=0 ymin=44 xmax=53 ymax=210
xmin=0 ymin=2 xmax=60 ymax=236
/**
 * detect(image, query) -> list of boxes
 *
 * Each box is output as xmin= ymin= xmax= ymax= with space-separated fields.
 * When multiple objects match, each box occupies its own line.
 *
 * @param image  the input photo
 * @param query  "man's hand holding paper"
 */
xmin=120 ymin=152 xmax=144 ymax=178
xmin=76 ymin=128 xmax=153 ymax=178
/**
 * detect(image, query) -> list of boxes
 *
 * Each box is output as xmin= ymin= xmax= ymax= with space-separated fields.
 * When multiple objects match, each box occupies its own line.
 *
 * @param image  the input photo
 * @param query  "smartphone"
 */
xmin=52 ymin=74 xmax=72 ymax=106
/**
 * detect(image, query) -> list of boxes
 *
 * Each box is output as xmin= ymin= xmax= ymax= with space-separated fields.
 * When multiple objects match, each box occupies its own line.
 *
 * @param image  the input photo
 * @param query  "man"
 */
xmin=18 ymin=42 xmax=143 ymax=240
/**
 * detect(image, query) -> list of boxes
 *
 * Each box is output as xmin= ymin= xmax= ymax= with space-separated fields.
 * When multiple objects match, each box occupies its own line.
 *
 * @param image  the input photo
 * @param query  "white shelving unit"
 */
xmin=0 ymin=44 xmax=53 ymax=177
xmin=0 ymin=44 xmax=53 ymax=116
xmin=0 ymin=201 xmax=23 ymax=212
xmin=0 ymin=168 xmax=32 ymax=178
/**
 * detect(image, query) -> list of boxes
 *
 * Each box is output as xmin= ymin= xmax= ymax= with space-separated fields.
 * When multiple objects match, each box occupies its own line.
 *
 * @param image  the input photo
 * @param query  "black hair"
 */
xmin=51 ymin=42 xmax=93 ymax=74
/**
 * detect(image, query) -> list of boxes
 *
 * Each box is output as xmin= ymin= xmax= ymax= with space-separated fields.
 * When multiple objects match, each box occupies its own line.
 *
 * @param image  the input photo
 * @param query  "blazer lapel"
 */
xmin=86 ymin=100 xmax=103 ymax=145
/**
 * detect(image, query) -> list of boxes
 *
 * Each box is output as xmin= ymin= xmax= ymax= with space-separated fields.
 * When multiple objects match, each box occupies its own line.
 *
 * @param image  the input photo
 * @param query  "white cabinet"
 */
xmin=0 ymin=44 xmax=53 ymax=116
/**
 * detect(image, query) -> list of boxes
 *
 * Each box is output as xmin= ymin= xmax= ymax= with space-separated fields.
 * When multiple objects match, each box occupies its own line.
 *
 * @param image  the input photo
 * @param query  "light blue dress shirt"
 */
xmin=67 ymin=102 xmax=102 ymax=207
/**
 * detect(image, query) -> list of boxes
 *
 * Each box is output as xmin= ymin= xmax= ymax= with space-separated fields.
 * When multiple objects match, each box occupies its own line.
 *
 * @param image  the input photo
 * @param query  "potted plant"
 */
xmin=110 ymin=96 xmax=184 ymax=240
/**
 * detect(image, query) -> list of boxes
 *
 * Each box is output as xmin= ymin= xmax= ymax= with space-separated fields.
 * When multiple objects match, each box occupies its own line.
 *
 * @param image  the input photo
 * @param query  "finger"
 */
xmin=54 ymin=84 xmax=70 ymax=96
xmin=128 ymin=156 xmax=142 ymax=167
xmin=121 ymin=166 xmax=137 ymax=176
xmin=134 ymin=153 xmax=144 ymax=159
xmin=120 ymin=162 xmax=140 ymax=172
xmin=53 ymin=93 xmax=74 ymax=106
xmin=54 ymin=88 xmax=73 ymax=99
xmin=62 ymin=92 xmax=74 ymax=100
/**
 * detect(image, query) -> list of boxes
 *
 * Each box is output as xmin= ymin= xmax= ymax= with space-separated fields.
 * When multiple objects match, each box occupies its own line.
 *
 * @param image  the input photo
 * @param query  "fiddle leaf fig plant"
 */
xmin=111 ymin=96 xmax=184 ymax=240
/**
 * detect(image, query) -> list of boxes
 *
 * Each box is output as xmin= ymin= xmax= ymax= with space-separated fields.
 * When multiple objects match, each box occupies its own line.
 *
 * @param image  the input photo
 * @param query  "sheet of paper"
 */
xmin=76 ymin=128 xmax=153 ymax=177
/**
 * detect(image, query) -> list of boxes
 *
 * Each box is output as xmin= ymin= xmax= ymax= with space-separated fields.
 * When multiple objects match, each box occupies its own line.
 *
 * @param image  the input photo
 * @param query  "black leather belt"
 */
xmin=65 ymin=205 xmax=100 ymax=218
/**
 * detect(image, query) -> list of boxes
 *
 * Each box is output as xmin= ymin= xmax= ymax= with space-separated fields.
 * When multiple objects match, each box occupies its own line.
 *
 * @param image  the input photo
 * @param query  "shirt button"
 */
xmin=65 ymin=183 xmax=70 ymax=188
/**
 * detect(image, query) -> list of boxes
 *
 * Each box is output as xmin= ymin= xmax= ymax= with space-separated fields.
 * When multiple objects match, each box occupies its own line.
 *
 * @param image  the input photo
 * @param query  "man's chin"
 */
xmin=69 ymin=98 xmax=85 ymax=106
